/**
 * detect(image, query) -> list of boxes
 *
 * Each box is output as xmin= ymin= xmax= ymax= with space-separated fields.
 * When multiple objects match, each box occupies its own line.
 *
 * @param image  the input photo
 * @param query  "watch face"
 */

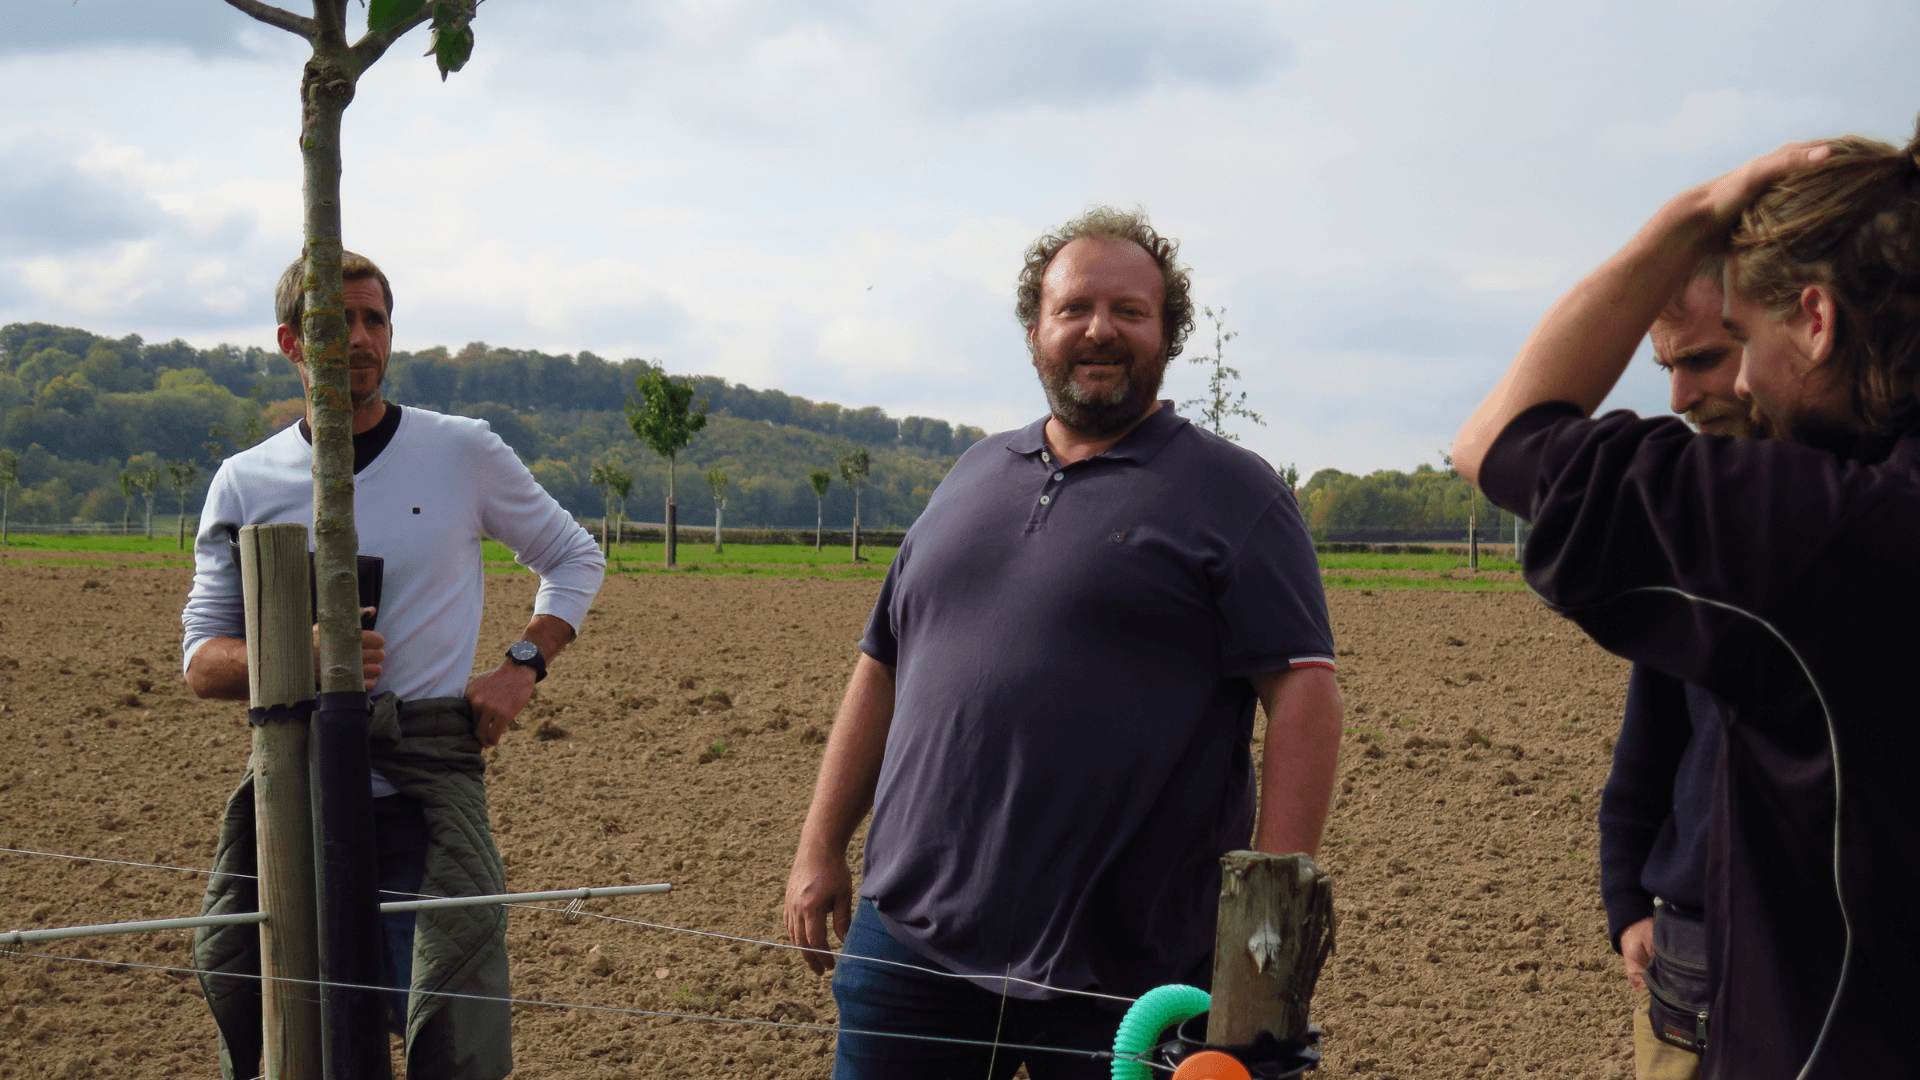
xmin=509 ymin=641 xmax=540 ymax=662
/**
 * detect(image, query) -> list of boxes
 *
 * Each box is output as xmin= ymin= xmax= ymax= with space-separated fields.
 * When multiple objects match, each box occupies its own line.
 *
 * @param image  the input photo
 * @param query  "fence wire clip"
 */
xmin=563 ymin=897 xmax=588 ymax=924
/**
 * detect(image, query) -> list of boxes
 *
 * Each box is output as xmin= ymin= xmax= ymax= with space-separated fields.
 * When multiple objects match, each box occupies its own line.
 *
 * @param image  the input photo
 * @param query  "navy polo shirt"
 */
xmin=858 ymin=402 xmax=1335 ymax=1001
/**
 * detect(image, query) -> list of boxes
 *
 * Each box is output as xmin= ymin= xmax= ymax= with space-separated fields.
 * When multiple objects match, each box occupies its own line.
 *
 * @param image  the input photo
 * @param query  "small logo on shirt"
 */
xmin=1111 ymin=531 xmax=1126 ymax=543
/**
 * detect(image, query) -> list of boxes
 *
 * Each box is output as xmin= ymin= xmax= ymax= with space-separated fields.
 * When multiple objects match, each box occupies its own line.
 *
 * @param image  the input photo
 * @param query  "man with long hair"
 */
xmin=1454 ymin=126 xmax=1920 ymax=1078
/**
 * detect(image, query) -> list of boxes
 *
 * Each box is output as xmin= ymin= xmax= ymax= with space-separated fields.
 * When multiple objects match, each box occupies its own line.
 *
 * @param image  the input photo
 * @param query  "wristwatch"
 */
xmin=505 ymin=640 xmax=547 ymax=682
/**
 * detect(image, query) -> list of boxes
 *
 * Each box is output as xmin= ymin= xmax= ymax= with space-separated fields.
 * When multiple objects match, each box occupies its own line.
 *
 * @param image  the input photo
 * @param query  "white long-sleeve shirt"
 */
xmin=183 ymin=406 xmax=605 ymax=704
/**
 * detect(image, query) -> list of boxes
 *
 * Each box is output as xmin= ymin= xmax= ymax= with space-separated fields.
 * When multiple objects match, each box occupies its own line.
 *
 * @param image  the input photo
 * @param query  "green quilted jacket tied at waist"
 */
xmin=194 ymin=693 xmax=510 ymax=1080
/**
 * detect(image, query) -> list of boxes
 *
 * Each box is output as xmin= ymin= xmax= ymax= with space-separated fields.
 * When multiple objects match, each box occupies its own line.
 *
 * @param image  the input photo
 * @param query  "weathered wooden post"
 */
xmin=1208 ymin=851 xmax=1335 ymax=1049
xmin=239 ymin=522 xmax=323 ymax=1079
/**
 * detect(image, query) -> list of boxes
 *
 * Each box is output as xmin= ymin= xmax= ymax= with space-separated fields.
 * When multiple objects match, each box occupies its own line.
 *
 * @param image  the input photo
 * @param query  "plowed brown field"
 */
xmin=0 ymin=561 xmax=1636 ymax=1079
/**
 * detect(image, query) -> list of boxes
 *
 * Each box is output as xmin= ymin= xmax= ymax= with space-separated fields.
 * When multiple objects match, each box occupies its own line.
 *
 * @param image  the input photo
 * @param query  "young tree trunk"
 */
xmin=177 ymin=487 xmax=190 ymax=551
xmin=144 ymin=495 xmax=154 ymax=539
xmin=292 ymin=16 xmax=389 ymax=1078
xmin=815 ymin=499 xmax=823 ymax=553
xmin=851 ymin=492 xmax=861 ymax=563
xmin=122 ymin=502 xmax=131 ymax=537
xmin=665 ymin=453 xmax=678 ymax=568
xmin=298 ymin=42 xmax=365 ymax=700
xmin=601 ymin=498 xmax=610 ymax=552
xmin=714 ymin=500 xmax=723 ymax=553
xmin=2 ymin=488 xmax=9 ymax=547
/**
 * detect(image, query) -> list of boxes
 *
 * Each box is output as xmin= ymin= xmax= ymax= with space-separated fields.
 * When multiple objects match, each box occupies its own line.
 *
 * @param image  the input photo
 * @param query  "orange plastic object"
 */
xmin=1171 ymin=1050 xmax=1253 ymax=1080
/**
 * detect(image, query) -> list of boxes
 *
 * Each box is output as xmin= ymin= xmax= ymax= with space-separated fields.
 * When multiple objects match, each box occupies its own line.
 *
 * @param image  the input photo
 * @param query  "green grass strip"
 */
xmin=1319 ymin=573 xmax=1528 ymax=592
xmin=481 ymin=539 xmax=898 ymax=569
xmin=1318 ymin=552 xmax=1522 ymax=572
xmin=0 ymin=535 xmax=189 ymax=553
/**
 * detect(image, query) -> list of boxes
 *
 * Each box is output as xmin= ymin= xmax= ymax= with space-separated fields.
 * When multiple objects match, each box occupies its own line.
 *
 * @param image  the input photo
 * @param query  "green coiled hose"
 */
xmin=1110 ymin=984 xmax=1211 ymax=1080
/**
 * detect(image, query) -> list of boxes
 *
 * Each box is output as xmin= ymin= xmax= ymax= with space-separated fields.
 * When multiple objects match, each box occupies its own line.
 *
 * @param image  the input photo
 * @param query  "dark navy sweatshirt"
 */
xmin=1597 ymin=664 xmax=1722 ymax=949
xmin=1484 ymin=401 xmax=1920 ymax=1080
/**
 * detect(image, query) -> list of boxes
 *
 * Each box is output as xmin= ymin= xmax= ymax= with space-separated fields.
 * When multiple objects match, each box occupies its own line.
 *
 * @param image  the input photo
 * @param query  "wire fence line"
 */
xmin=0 ymin=948 xmax=1163 ymax=1071
xmin=0 ymin=845 xmax=252 ymax=881
xmin=1 ymin=841 xmax=1143 ymax=1005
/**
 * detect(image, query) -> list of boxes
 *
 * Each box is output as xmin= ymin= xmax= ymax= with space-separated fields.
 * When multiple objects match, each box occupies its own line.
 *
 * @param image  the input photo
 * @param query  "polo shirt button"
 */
xmin=1052 ymin=472 xmax=1064 ymax=481
xmin=1041 ymin=452 xmax=1052 ymax=462
xmin=1039 ymin=495 xmax=1051 ymax=505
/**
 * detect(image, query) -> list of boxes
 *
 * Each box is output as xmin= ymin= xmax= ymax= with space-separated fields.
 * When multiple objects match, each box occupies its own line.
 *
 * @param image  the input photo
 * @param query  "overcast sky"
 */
xmin=5 ymin=0 xmax=1919 ymax=474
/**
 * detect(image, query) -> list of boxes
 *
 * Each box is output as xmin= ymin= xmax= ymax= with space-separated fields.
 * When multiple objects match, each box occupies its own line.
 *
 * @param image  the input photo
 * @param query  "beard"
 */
xmin=1687 ymin=398 xmax=1771 ymax=439
xmin=348 ymin=356 xmax=388 ymax=409
xmin=1034 ymin=336 xmax=1169 ymax=438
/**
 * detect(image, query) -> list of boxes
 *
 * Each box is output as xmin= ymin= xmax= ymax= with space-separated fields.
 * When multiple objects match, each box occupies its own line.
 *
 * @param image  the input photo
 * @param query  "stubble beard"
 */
xmin=1034 ymin=338 xmax=1168 ymax=439
xmin=1687 ymin=399 xmax=1771 ymax=439
xmin=296 ymin=355 xmax=387 ymax=411
xmin=349 ymin=353 xmax=388 ymax=410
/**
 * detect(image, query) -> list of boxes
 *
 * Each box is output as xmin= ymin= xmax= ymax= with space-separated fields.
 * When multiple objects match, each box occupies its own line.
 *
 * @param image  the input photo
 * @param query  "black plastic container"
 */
xmin=1145 ymin=1011 xmax=1323 ymax=1079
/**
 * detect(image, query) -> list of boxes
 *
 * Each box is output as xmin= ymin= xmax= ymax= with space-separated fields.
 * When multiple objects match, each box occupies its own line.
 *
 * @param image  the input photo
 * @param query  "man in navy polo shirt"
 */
xmin=782 ymin=206 xmax=1344 ymax=1080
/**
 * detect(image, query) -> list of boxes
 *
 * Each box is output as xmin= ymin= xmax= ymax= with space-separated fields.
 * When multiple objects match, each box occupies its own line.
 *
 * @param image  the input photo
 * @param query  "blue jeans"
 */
xmin=373 ymin=793 xmax=431 ymax=1036
xmin=830 ymin=898 xmax=1121 ymax=1080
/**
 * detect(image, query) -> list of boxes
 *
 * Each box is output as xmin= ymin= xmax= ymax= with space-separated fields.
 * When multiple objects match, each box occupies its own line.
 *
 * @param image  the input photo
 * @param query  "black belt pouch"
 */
xmin=225 ymin=531 xmax=384 ymax=631
xmin=1646 ymin=902 xmax=1711 ymax=1053
xmin=309 ymin=554 xmax=385 ymax=629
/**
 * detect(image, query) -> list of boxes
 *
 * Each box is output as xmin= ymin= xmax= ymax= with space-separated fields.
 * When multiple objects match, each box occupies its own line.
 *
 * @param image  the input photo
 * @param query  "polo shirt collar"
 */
xmin=1002 ymin=401 xmax=1189 ymax=465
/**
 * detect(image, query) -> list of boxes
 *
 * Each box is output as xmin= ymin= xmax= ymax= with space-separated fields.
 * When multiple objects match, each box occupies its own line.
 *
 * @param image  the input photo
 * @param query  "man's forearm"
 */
xmin=518 ymin=613 xmax=577 ymax=666
xmin=1453 ymin=204 xmax=1708 ymax=484
xmin=186 ymin=638 xmax=251 ymax=701
xmin=1251 ymin=666 xmax=1343 ymax=857
xmin=1453 ymin=142 xmax=1831 ymax=484
xmin=796 ymin=653 xmax=897 ymax=857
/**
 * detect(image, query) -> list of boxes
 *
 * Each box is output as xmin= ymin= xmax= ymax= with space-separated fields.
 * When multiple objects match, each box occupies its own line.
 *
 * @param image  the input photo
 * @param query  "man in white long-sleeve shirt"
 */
xmin=181 ymin=251 xmax=604 ymax=1078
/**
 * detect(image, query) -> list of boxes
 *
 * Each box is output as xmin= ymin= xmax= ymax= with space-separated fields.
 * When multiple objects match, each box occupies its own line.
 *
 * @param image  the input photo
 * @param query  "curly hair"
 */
xmin=273 ymin=250 xmax=394 ymax=330
xmin=1731 ymin=121 xmax=1920 ymax=433
xmin=1014 ymin=205 xmax=1196 ymax=360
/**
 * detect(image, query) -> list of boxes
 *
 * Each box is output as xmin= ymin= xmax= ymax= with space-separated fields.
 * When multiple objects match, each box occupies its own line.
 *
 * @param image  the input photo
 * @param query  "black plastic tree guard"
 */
xmin=312 ymin=689 xmax=391 ymax=1080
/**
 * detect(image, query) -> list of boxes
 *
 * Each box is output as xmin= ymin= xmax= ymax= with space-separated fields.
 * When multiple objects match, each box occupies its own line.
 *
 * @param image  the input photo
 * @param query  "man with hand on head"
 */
xmin=1597 ymin=258 xmax=1757 ymax=1080
xmin=181 ymin=251 xmax=604 ymax=1080
xmin=1454 ymin=127 xmax=1920 ymax=1079
xmin=784 ymin=206 xmax=1343 ymax=1080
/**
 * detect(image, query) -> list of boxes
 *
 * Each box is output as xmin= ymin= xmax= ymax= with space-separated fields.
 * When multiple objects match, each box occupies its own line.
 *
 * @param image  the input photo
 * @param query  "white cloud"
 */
xmin=3 ymin=0 xmax=1919 ymax=475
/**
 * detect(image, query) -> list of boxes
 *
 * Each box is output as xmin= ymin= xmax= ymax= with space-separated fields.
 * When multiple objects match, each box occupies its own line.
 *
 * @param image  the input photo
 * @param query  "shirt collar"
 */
xmin=1002 ymin=401 xmax=1189 ymax=465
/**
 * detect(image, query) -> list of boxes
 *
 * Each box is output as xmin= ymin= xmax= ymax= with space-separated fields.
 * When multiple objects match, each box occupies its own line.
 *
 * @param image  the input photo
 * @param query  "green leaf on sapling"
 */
xmin=424 ymin=0 xmax=476 ymax=81
xmin=368 ymin=0 xmax=428 ymax=32
xmin=430 ymin=26 xmax=473 ymax=80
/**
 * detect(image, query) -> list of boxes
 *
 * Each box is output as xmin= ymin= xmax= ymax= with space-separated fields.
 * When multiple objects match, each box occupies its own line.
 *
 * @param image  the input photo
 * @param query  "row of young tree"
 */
xmin=0 ymin=446 xmax=208 ymax=548
xmin=0 ymin=321 xmax=985 ymax=535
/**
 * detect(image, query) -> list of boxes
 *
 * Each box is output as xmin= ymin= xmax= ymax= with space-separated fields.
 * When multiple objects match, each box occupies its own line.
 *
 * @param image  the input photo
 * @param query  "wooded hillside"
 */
xmin=0 ymin=323 xmax=984 ymax=529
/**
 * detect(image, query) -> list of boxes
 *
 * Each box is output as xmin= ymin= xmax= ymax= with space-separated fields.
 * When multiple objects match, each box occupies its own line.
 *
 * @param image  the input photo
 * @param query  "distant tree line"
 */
xmin=385 ymin=342 xmax=982 ymax=457
xmin=1299 ymin=463 xmax=1522 ymax=543
xmin=0 ymin=322 xmax=986 ymax=529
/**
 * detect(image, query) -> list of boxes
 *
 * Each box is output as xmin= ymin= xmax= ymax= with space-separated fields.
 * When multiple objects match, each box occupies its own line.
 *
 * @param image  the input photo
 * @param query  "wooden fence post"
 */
xmin=240 ymin=522 xmax=322 ymax=1080
xmin=1208 ymin=851 xmax=1335 ymax=1048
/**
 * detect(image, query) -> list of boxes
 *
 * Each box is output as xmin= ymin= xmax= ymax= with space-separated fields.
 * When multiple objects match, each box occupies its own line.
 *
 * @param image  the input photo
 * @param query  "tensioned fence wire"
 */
xmin=0 ymin=949 xmax=1170 ymax=1073
xmin=0 ymin=844 xmax=1141 ymax=1004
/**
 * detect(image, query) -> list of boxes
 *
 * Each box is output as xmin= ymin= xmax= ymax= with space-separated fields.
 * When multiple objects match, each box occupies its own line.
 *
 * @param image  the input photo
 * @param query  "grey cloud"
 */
xmin=481 ymin=0 xmax=1290 ymax=118
xmin=0 ymin=141 xmax=275 ymax=337
xmin=0 ymin=142 xmax=165 ymax=251
xmin=1 ymin=0 xmax=283 ymax=57
xmin=896 ymin=1 xmax=1291 ymax=114
xmin=1264 ymin=265 xmax=1545 ymax=360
